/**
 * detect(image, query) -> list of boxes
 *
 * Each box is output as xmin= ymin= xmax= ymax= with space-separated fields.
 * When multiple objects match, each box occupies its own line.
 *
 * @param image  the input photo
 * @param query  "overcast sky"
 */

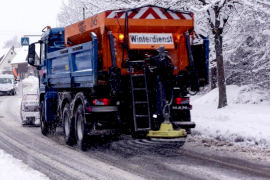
xmin=0 ymin=0 xmax=63 ymax=48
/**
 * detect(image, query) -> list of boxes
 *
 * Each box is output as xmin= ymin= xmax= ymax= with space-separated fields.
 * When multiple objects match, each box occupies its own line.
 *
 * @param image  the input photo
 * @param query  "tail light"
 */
xmin=93 ymin=99 xmax=111 ymax=105
xmin=174 ymin=97 xmax=189 ymax=105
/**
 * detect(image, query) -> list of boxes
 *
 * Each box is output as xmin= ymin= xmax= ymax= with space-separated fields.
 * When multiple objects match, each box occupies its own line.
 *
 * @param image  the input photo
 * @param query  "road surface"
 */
xmin=0 ymin=82 xmax=269 ymax=180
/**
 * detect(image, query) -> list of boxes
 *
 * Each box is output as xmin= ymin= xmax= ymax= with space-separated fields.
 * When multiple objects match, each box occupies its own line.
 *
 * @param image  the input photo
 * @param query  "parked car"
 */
xmin=20 ymin=91 xmax=40 ymax=125
xmin=0 ymin=74 xmax=16 ymax=95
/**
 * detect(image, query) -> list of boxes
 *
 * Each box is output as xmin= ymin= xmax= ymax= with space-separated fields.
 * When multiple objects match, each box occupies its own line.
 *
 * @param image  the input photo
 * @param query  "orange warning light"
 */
xmin=119 ymin=34 xmax=124 ymax=42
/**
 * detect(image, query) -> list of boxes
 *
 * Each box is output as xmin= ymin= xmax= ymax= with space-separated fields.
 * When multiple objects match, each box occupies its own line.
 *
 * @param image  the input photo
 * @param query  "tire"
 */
xmin=75 ymin=104 xmax=87 ymax=151
xmin=20 ymin=113 xmax=27 ymax=126
xmin=11 ymin=89 xmax=16 ymax=96
xmin=40 ymin=101 xmax=49 ymax=135
xmin=20 ymin=104 xmax=24 ymax=125
xmin=62 ymin=103 xmax=75 ymax=145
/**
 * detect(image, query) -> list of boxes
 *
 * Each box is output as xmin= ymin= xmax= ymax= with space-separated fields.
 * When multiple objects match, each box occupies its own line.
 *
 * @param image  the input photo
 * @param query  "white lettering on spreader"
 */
xmin=129 ymin=33 xmax=174 ymax=44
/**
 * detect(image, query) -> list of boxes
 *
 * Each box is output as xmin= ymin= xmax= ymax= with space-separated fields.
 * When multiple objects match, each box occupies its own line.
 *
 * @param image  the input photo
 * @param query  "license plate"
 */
xmin=172 ymin=106 xmax=190 ymax=110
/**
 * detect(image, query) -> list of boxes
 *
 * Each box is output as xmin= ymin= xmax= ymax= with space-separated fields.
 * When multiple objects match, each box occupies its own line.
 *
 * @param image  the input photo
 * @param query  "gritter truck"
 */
xmin=28 ymin=5 xmax=209 ymax=150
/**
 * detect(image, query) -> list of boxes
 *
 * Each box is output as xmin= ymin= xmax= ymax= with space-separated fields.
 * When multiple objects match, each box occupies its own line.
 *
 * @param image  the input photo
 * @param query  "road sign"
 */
xmin=21 ymin=37 xmax=29 ymax=46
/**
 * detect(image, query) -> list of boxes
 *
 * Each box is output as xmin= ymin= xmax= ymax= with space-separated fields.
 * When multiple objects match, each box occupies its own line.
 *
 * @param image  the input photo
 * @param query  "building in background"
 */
xmin=0 ymin=47 xmax=17 ymax=74
xmin=10 ymin=46 xmax=39 ymax=80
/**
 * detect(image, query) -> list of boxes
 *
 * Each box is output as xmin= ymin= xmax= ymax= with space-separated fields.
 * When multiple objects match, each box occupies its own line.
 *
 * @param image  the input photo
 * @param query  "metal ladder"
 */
xmin=129 ymin=61 xmax=151 ymax=132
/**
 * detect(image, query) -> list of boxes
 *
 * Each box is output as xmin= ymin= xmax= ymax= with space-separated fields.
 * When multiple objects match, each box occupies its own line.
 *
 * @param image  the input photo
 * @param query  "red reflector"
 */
xmin=93 ymin=99 xmax=111 ymax=105
xmin=190 ymin=105 xmax=193 ymax=110
xmin=103 ymin=98 xmax=111 ymax=105
xmin=88 ymin=107 xmax=92 ymax=112
xmin=174 ymin=98 xmax=183 ymax=105
xmin=174 ymin=97 xmax=189 ymax=105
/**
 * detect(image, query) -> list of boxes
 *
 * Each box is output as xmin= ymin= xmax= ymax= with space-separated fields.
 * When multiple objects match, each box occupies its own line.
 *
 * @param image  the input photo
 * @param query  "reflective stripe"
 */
xmin=106 ymin=7 xmax=192 ymax=20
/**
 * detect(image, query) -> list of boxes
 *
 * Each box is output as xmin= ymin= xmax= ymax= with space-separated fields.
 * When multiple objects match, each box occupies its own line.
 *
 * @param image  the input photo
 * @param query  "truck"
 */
xmin=27 ymin=5 xmax=209 ymax=150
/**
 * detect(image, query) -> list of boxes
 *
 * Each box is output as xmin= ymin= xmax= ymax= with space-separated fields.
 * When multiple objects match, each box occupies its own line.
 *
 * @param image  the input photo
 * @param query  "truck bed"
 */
xmin=46 ymin=33 xmax=98 ymax=89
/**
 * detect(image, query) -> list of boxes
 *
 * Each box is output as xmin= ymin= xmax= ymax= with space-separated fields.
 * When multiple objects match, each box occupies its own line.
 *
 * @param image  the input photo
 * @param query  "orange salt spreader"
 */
xmin=64 ymin=5 xmax=194 ymax=75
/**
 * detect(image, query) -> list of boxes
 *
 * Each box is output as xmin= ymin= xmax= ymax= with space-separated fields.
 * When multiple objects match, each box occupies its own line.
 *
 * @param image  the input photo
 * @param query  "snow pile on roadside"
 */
xmin=22 ymin=76 xmax=39 ymax=93
xmin=194 ymin=85 xmax=270 ymax=105
xmin=191 ymin=85 xmax=270 ymax=148
xmin=22 ymin=76 xmax=38 ymax=83
xmin=0 ymin=150 xmax=49 ymax=180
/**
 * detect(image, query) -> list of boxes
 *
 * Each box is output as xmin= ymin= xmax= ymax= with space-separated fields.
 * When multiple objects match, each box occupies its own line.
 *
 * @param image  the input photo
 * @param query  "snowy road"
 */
xmin=0 ymin=83 xmax=269 ymax=180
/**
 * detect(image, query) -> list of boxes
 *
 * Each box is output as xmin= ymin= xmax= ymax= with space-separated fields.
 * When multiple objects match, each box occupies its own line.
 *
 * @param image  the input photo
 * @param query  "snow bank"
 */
xmin=22 ymin=76 xmax=39 ymax=83
xmin=21 ymin=76 xmax=39 ymax=95
xmin=262 ymin=29 xmax=270 ymax=36
xmin=0 ymin=150 xmax=49 ymax=180
xmin=191 ymin=85 xmax=270 ymax=148
xmin=194 ymin=85 xmax=270 ymax=105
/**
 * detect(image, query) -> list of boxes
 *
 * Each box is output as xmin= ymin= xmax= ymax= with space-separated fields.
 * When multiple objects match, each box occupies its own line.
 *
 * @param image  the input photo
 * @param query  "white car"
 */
xmin=20 ymin=91 xmax=40 ymax=125
xmin=0 ymin=74 xmax=16 ymax=95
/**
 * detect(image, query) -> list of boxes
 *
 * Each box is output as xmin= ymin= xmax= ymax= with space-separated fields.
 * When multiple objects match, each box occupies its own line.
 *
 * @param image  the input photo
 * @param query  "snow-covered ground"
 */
xmin=0 ymin=76 xmax=48 ymax=180
xmin=0 ymin=150 xmax=49 ymax=180
xmin=191 ymin=85 xmax=270 ymax=149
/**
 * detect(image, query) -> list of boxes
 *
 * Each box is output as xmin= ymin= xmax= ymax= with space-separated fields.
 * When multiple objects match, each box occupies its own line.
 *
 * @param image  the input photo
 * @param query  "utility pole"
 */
xmin=81 ymin=1 xmax=87 ymax=20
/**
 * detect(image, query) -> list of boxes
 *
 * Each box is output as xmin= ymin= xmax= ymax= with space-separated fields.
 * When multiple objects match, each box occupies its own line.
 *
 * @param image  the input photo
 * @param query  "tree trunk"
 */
xmin=215 ymin=31 xmax=227 ymax=108
xmin=210 ymin=66 xmax=217 ymax=90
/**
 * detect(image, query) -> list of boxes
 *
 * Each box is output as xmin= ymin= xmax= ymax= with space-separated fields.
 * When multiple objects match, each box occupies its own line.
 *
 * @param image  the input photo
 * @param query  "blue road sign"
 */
xmin=21 ymin=37 xmax=29 ymax=46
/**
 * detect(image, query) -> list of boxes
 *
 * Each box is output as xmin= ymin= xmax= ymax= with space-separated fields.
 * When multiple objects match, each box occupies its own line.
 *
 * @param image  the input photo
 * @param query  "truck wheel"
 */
xmin=40 ymin=101 xmax=49 ymax=135
xmin=75 ymin=104 xmax=87 ymax=151
xmin=62 ymin=103 xmax=75 ymax=145
xmin=20 ymin=107 xmax=26 ymax=126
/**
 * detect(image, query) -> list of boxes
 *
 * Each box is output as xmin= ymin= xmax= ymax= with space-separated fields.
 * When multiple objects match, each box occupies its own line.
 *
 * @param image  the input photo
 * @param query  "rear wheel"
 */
xmin=40 ymin=101 xmax=49 ymax=135
xmin=75 ymin=104 xmax=87 ymax=151
xmin=62 ymin=103 xmax=75 ymax=145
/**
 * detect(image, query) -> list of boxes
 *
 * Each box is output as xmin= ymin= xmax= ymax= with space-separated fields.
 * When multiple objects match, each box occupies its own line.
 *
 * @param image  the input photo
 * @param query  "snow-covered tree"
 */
xmin=2 ymin=35 xmax=21 ymax=48
xmin=222 ymin=0 xmax=270 ymax=89
xmin=57 ymin=0 xmax=176 ymax=26
xmin=58 ymin=0 xmax=129 ymax=26
xmin=183 ymin=0 xmax=243 ymax=108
